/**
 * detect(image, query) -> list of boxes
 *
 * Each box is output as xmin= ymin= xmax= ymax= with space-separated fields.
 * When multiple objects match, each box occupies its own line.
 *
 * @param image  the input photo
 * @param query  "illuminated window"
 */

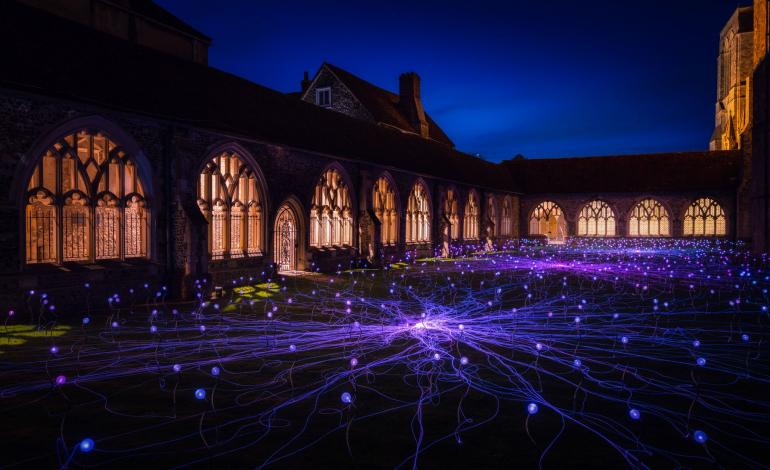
xmin=500 ymin=196 xmax=512 ymax=236
xmin=683 ymin=198 xmax=726 ymax=236
xmin=316 ymin=87 xmax=331 ymax=107
xmin=628 ymin=199 xmax=669 ymax=237
xmin=486 ymin=195 xmax=497 ymax=237
xmin=463 ymin=191 xmax=480 ymax=240
xmin=443 ymin=188 xmax=460 ymax=240
xmin=25 ymin=130 xmax=149 ymax=264
xmin=529 ymin=201 xmax=566 ymax=242
xmin=197 ymin=152 xmax=263 ymax=259
xmin=406 ymin=181 xmax=431 ymax=244
xmin=577 ymin=200 xmax=616 ymax=237
xmin=372 ymin=176 xmax=398 ymax=245
xmin=310 ymin=168 xmax=353 ymax=248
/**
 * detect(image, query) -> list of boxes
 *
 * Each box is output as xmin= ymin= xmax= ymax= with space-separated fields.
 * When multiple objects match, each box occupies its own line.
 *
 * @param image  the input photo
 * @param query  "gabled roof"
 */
xmin=308 ymin=63 xmax=454 ymax=148
xmin=0 ymin=2 xmax=508 ymax=192
xmin=503 ymin=151 xmax=742 ymax=194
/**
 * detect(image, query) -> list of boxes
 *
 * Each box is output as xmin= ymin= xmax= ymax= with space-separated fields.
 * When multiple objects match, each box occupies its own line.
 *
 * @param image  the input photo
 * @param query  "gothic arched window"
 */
xmin=577 ymin=200 xmax=616 ymax=237
xmin=683 ymin=198 xmax=727 ymax=236
xmin=443 ymin=188 xmax=460 ymax=240
xmin=463 ymin=191 xmax=480 ymax=240
xmin=500 ymin=196 xmax=512 ymax=236
xmin=310 ymin=168 xmax=353 ymax=247
xmin=406 ymin=181 xmax=431 ymax=244
xmin=529 ymin=201 xmax=566 ymax=242
xmin=628 ymin=198 xmax=669 ymax=237
xmin=25 ymin=129 xmax=149 ymax=264
xmin=486 ymin=195 xmax=497 ymax=237
xmin=372 ymin=176 xmax=397 ymax=245
xmin=197 ymin=152 xmax=263 ymax=259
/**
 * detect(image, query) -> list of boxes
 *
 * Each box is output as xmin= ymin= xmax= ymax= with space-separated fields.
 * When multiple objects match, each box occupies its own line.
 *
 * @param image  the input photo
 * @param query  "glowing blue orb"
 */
xmin=150 ymin=325 xmax=157 ymax=333
xmin=693 ymin=430 xmax=708 ymax=444
xmin=741 ymin=333 xmax=749 ymax=341
xmin=621 ymin=336 xmax=629 ymax=344
xmin=573 ymin=359 xmax=582 ymax=368
xmin=341 ymin=392 xmax=353 ymax=404
xmin=79 ymin=438 xmax=94 ymax=452
xmin=696 ymin=357 xmax=707 ymax=367
xmin=433 ymin=353 xmax=440 ymax=360
xmin=350 ymin=357 xmax=358 ymax=367
xmin=629 ymin=408 xmax=641 ymax=420
xmin=527 ymin=403 xmax=539 ymax=415
xmin=82 ymin=317 xmax=90 ymax=325
xmin=172 ymin=364 xmax=181 ymax=373
xmin=289 ymin=344 xmax=297 ymax=352
xmin=460 ymin=356 xmax=469 ymax=365
xmin=50 ymin=346 xmax=59 ymax=354
xmin=194 ymin=388 xmax=206 ymax=400
xmin=693 ymin=340 xmax=701 ymax=348
xmin=211 ymin=366 xmax=221 ymax=376
xmin=111 ymin=321 xmax=119 ymax=328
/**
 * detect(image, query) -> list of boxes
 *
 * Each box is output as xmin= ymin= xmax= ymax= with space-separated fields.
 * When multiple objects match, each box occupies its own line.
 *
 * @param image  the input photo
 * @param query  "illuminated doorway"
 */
xmin=274 ymin=204 xmax=297 ymax=272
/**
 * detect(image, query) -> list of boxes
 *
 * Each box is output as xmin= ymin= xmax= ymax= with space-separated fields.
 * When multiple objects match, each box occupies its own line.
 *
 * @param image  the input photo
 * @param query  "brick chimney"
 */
xmin=399 ymin=72 xmax=429 ymax=138
xmin=301 ymin=71 xmax=311 ymax=93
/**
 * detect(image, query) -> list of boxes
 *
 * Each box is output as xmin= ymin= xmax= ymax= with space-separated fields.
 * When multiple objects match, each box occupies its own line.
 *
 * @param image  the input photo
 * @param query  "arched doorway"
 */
xmin=529 ymin=201 xmax=567 ymax=243
xmin=274 ymin=204 xmax=298 ymax=272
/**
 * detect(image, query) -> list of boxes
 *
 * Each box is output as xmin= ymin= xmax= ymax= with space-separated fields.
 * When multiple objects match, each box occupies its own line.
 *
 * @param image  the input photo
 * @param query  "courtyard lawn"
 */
xmin=1 ymin=239 xmax=769 ymax=469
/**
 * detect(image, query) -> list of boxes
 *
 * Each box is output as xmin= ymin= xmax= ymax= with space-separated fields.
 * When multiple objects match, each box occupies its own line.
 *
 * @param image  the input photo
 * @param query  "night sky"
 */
xmin=157 ymin=0 xmax=749 ymax=161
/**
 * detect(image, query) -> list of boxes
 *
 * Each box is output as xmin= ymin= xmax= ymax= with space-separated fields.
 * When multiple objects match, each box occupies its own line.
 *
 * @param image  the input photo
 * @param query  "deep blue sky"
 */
xmin=157 ymin=0 xmax=749 ymax=161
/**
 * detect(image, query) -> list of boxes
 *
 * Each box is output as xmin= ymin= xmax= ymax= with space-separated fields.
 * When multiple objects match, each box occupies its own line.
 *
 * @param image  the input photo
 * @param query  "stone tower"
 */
xmin=710 ymin=6 xmax=754 ymax=151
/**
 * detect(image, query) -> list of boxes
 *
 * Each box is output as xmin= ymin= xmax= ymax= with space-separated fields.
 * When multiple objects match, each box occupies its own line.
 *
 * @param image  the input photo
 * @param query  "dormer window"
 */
xmin=315 ymin=87 xmax=331 ymax=107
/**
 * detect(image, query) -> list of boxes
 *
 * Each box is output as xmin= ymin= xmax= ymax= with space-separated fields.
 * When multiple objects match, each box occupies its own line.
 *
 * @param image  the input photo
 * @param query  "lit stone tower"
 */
xmin=710 ymin=6 xmax=754 ymax=150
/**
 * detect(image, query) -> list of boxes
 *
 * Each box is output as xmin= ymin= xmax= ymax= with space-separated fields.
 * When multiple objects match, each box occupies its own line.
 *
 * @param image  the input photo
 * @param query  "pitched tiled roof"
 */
xmin=0 ymin=2 xmax=510 ymax=192
xmin=503 ymin=151 xmax=742 ymax=194
xmin=322 ymin=63 xmax=455 ymax=147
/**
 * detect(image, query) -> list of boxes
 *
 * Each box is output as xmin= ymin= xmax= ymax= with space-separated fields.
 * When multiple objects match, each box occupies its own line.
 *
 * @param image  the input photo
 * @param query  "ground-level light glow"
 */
xmin=1 ymin=238 xmax=768 ymax=468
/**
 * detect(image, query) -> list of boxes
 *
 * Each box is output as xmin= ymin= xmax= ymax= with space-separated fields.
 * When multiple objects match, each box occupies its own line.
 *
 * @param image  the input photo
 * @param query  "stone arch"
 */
xmin=576 ymin=198 xmax=617 ymax=237
xmin=406 ymin=177 xmax=432 ymax=244
xmin=196 ymin=142 xmax=269 ymax=259
xmin=370 ymin=170 xmax=400 ymax=246
xmin=627 ymin=197 xmax=672 ymax=237
xmin=272 ymin=196 xmax=307 ymax=271
xmin=309 ymin=162 xmax=356 ymax=248
xmin=528 ymin=200 xmax=567 ymax=242
xmin=18 ymin=115 xmax=155 ymax=266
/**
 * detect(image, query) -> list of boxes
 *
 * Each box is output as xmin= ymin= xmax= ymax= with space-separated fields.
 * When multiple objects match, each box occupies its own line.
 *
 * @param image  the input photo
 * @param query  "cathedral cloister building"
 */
xmin=1 ymin=0 xmax=769 ymax=307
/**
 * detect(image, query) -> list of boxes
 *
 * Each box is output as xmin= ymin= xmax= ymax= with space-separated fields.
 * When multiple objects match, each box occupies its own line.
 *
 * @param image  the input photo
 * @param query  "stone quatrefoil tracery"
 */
xmin=25 ymin=129 xmax=148 ymax=264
